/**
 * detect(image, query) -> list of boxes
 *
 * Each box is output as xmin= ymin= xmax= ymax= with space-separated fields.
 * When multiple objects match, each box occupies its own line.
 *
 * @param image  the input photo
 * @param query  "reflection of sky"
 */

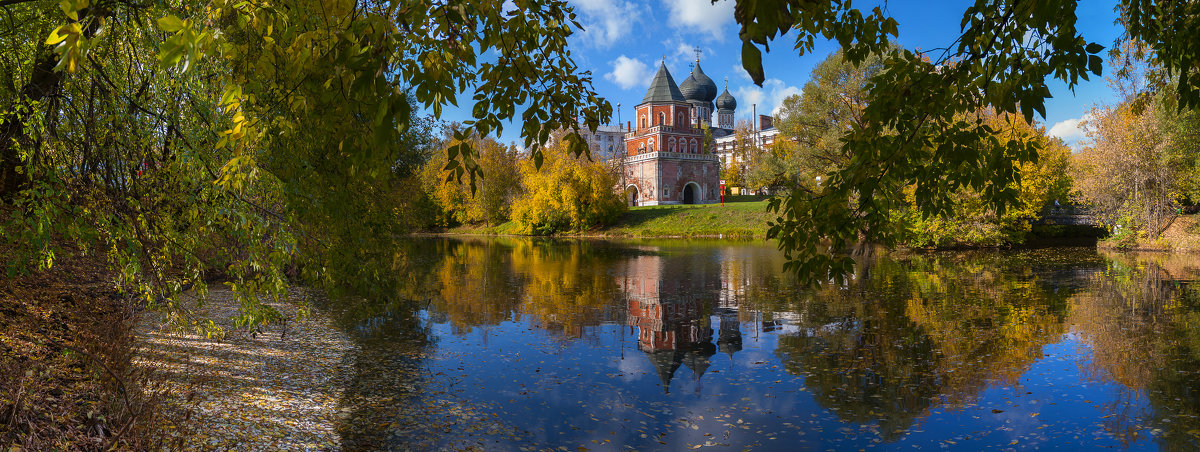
xmin=418 ymin=319 xmax=1165 ymax=450
xmin=890 ymin=337 xmax=1158 ymax=451
xmin=351 ymin=241 xmax=1192 ymax=450
xmin=423 ymin=320 xmax=829 ymax=450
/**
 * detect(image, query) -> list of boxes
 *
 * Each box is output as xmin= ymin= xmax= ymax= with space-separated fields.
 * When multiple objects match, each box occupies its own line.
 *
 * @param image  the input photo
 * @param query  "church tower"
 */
xmin=679 ymin=48 xmax=718 ymax=128
xmin=716 ymin=80 xmax=737 ymax=130
xmin=622 ymin=61 xmax=719 ymax=206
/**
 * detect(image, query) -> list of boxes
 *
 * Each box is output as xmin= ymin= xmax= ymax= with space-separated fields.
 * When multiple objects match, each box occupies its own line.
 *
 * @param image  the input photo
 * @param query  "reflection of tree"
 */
xmin=779 ymin=299 xmax=939 ymax=437
xmin=901 ymin=254 xmax=1073 ymax=408
xmin=427 ymin=238 xmax=524 ymax=335
xmin=331 ymin=303 xmax=438 ymax=449
xmin=774 ymin=250 xmax=1085 ymax=437
xmin=310 ymin=239 xmax=442 ymax=449
xmin=419 ymin=238 xmax=631 ymax=337
xmin=510 ymin=240 xmax=627 ymax=336
xmin=1070 ymin=252 xmax=1200 ymax=450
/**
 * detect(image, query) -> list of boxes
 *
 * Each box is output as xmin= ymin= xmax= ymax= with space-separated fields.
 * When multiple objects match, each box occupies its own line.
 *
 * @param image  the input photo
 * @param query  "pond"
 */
xmin=318 ymin=237 xmax=1200 ymax=451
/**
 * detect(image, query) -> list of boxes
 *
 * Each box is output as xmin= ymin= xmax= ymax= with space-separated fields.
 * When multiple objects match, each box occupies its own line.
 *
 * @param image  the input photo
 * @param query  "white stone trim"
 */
xmin=624 ymin=151 xmax=719 ymax=164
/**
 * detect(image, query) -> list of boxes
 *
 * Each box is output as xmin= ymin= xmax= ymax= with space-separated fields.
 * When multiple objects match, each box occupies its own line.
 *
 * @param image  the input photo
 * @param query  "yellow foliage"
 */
xmin=421 ymin=134 xmax=521 ymax=227
xmin=900 ymin=109 xmax=1072 ymax=247
xmin=510 ymin=142 xmax=626 ymax=235
xmin=1072 ymin=102 xmax=1176 ymax=235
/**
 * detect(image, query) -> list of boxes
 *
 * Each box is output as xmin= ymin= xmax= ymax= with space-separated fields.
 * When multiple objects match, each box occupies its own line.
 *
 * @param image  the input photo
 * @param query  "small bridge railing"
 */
xmin=1033 ymin=206 xmax=1102 ymax=226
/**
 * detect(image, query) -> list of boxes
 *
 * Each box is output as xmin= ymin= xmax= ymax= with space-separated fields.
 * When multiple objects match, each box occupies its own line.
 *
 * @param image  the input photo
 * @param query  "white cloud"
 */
xmin=1048 ymin=114 xmax=1094 ymax=142
xmin=661 ymin=39 xmax=716 ymax=73
xmin=730 ymin=63 xmax=752 ymax=82
xmin=605 ymin=55 xmax=653 ymax=90
xmin=732 ymin=79 xmax=802 ymax=117
xmin=663 ymin=0 xmax=735 ymax=41
xmin=673 ymin=41 xmax=696 ymax=64
xmin=571 ymin=0 xmax=643 ymax=47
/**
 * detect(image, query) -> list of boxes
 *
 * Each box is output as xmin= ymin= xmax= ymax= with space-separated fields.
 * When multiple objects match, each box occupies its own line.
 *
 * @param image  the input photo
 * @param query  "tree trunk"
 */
xmin=0 ymin=7 xmax=103 ymax=199
xmin=0 ymin=50 xmax=64 ymax=198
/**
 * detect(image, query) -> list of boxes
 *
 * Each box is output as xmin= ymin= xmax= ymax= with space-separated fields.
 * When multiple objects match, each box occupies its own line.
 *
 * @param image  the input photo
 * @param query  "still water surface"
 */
xmin=319 ymin=237 xmax=1200 ymax=451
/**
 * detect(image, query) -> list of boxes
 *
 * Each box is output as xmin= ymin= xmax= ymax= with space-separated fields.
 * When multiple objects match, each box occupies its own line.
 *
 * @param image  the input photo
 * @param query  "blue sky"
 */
xmin=447 ymin=0 xmax=1125 ymax=149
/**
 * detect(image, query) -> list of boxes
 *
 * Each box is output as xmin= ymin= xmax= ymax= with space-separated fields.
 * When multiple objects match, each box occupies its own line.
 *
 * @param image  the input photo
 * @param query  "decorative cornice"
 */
xmin=625 ymin=151 xmax=719 ymax=164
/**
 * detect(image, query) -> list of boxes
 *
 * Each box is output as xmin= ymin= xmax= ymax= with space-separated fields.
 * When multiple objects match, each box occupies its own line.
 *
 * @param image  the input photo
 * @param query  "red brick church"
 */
xmin=621 ymin=57 xmax=724 ymax=205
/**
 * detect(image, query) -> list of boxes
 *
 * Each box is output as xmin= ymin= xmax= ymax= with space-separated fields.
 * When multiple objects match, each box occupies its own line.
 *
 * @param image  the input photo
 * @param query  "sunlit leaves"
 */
xmin=736 ymin=0 xmax=1107 ymax=284
xmin=156 ymin=15 xmax=185 ymax=33
xmin=510 ymin=141 xmax=625 ymax=235
xmin=1121 ymin=0 xmax=1200 ymax=109
xmin=156 ymin=15 xmax=212 ymax=73
xmin=1071 ymin=100 xmax=1178 ymax=237
xmin=735 ymin=1 xmax=896 ymax=86
xmin=420 ymin=134 xmax=521 ymax=227
xmin=45 ymin=22 xmax=83 ymax=73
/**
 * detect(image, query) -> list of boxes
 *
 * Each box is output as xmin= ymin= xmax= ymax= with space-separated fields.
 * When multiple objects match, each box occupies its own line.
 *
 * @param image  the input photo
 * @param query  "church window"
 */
xmin=690 ymin=139 xmax=698 ymax=153
xmin=640 ymin=116 xmax=646 ymax=129
xmin=658 ymin=113 xmax=665 ymax=126
xmin=648 ymin=138 xmax=655 ymax=152
xmin=668 ymin=137 xmax=676 ymax=152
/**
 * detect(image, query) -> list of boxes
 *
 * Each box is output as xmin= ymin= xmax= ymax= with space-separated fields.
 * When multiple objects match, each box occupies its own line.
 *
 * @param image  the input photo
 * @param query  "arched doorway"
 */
xmin=683 ymin=183 xmax=699 ymax=204
xmin=626 ymin=185 xmax=639 ymax=206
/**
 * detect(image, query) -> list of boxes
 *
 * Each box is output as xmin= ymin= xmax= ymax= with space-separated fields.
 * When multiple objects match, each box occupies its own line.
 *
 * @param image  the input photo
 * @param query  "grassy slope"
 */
xmin=444 ymin=195 xmax=777 ymax=238
xmin=1099 ymin=214 xmax=1200 ymax=252
xmin=604 ymin=197 xmax=774 ymax=238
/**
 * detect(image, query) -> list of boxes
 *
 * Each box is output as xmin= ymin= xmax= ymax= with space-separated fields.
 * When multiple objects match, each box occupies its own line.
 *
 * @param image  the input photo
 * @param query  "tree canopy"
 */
xmin=8 ymin=0 xmax=1200 ymax=305
xmin=733 ymin=0 xmax=1200 ymax=283
xmin=752 ymin=49 xmax=885 ymax=194
xmin=0 ymin=0 xmax=609 ymax=324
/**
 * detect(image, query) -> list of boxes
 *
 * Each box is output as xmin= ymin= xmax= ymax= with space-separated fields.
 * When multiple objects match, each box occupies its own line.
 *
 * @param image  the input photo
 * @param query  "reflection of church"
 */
xmin=618 ymin=252 xmax=743 ymax=392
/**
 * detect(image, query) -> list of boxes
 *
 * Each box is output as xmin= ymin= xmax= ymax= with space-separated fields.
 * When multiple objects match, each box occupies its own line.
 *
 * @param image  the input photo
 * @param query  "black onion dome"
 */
xmin=716 ymin=87 xmax=737 ymax=111
xmin=680 ymin=74 xmax=705 ymax=102
xmin=691 ymin=62 xmax=718 ymax=102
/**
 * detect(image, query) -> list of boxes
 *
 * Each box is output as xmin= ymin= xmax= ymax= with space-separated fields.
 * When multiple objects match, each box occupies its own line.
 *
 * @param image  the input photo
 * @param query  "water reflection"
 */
xmin=319 ymin=238 xmax=1200 ymax=450
xmin=772 ymin=252 xmax=1091 ymax=439
xmin=1070 ymin=252 xmax=1200 ymax=450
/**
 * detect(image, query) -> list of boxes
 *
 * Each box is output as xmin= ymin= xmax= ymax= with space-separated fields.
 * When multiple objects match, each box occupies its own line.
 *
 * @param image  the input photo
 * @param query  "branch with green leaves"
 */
xmin=735 ymin=0 xmax=1106 ymax=284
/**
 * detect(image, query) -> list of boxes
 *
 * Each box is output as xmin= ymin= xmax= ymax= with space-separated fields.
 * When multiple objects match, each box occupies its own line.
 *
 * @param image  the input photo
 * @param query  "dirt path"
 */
xmin=134 ymin=288 xmax=355 ymax=451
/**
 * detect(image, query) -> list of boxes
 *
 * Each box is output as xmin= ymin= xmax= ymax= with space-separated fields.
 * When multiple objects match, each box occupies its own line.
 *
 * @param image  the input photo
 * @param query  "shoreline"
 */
xmin=413 ymin=231 xmax=768 ymax=240
xmin=134 ymin=288 xmax=355 ymax=450
xmin=415 ymin=230 xmax=1108 ymax=251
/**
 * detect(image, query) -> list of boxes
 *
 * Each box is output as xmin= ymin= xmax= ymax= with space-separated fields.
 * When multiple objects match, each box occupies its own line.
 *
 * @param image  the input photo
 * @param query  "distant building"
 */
xmin=713 ymin=114 xmax=781 ymax=178
xmin=542 ymin=124 xmax=626 ymax=161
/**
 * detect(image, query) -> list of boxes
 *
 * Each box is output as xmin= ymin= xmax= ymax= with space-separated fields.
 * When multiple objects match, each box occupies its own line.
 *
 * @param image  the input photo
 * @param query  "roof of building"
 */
xmin=679 ymin=75 xmax=701 ymax=102
xmin=641 ymin=62 xmax=687 ymax=105
xmin=687 ymin=62 xmax=718 ymax=102
xmin=716 ymin=85 xmax=737 ymax=111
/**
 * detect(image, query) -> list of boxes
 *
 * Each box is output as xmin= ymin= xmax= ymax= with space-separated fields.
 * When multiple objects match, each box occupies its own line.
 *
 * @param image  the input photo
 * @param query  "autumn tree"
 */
xmin=421 ymin=132 xmax=521 ymax=227
xmin=760 ymin=49 xmax=886 ymax=193
xmin=899 ymin=109 xmax=1073 ymax=247
xmin=1072 ymin=102 xmax=1176 ymax=238
xmin=733 ymin=0 xmax=1196 ymax=283
xmin=511 ymin=142 xmax=626 ymax=235
xmin=0 ymin=0 xmax=610 ymax=323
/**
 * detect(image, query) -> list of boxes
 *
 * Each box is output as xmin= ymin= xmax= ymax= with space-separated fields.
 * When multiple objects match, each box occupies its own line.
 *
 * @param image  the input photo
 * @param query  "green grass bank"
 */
xmin=445 ymin=195 xmax=776 ymax=238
